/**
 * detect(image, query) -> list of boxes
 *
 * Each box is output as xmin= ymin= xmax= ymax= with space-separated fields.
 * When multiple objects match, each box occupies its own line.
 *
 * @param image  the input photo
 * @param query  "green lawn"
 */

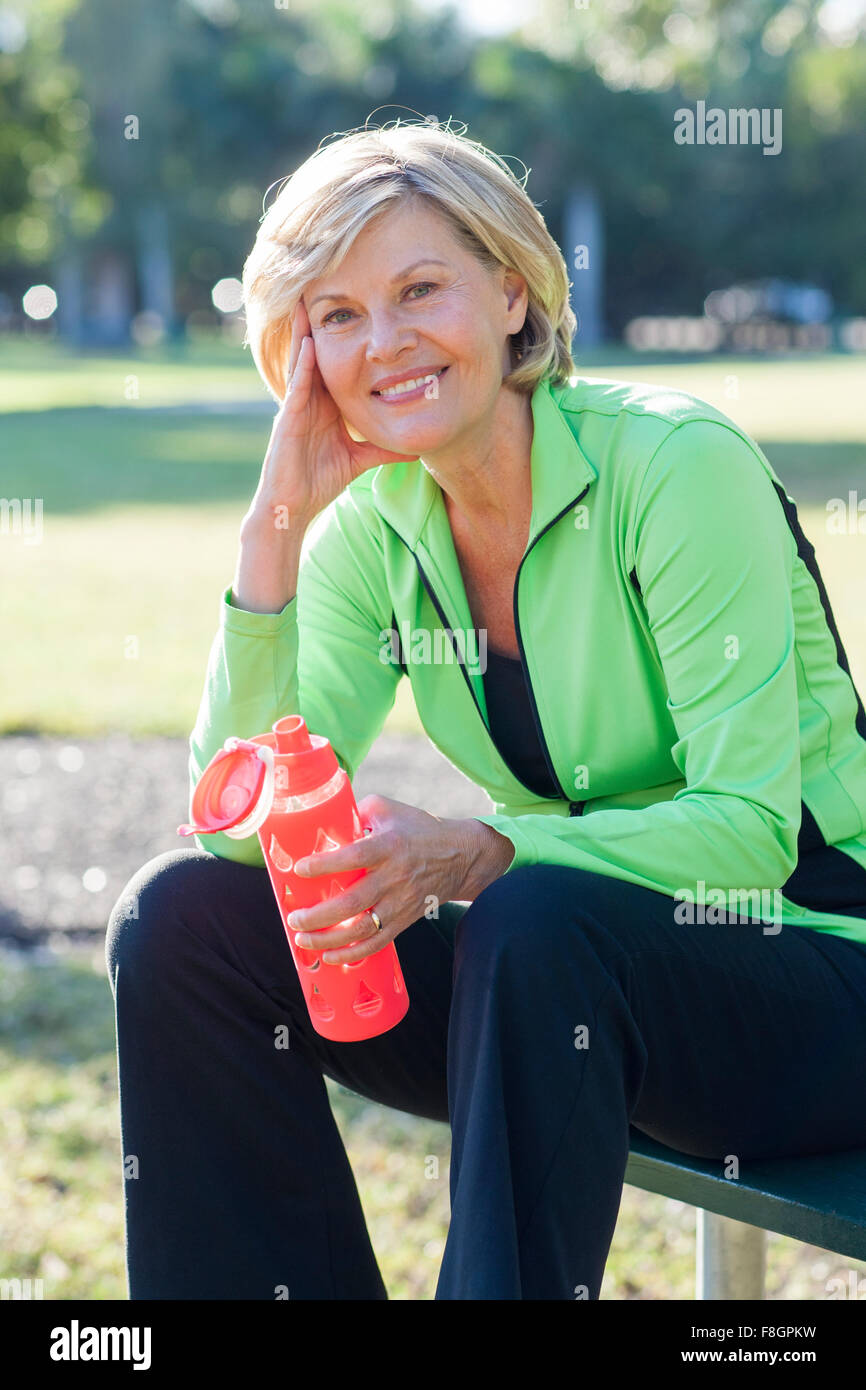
xmin=2 ymin=335 xmax=865 ymax=735
xmin=0 ymin=332 xmax=271 ymax=411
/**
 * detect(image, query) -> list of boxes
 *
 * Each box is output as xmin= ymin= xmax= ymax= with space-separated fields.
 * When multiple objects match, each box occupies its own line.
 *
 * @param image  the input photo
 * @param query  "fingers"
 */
xmin=279 ymin=337 xmax=316 ymax=423
xmin=295 ymin=829 xmax=378 ymax=880
xmin=284 ymin=297 xmax=314 ymax=400
xmin=289 ymin=869 xmax=383 ymax=938
xmin=294 ymin=908 xmax=391 ymax=965
xmin=318 ymin=921 xmax=393 ymax=966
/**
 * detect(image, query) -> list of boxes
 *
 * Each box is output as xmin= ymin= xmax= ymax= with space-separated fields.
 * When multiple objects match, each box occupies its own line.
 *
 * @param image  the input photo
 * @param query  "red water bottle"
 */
xmin=177 ymin=714 xmax=409 ymax=1041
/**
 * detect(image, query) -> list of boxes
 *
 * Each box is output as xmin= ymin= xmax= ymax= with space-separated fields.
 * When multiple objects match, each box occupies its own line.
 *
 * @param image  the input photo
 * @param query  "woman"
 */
xmin=106 ymin=119 xmax=866 ymax=1300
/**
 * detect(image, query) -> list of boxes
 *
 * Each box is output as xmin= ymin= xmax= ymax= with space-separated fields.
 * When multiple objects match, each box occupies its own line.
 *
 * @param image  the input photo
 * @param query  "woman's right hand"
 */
xmin=245 ymin=297 xmax=420 ymax=531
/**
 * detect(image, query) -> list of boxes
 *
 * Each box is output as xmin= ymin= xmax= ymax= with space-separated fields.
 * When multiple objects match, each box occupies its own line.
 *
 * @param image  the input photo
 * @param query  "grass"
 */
xmin=2 ymin=335 xmax=865 ymax=1300
xmin=1 ymin=335 xmax=865 ymax=734
xmin=0 ymin=331 xmax=271 ymax=412
xmin=2 ymin=942 xmax=861 ymax=1301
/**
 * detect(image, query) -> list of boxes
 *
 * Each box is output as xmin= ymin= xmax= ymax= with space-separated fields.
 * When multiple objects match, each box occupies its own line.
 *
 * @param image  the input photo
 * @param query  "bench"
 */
xmin=625 ymin=1127 xmax=866 ymax=1298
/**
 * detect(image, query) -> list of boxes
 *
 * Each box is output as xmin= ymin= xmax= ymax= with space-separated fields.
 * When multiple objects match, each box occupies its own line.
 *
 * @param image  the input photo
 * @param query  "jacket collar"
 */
xmin=369 ymin=373 xmax=597 ymax=552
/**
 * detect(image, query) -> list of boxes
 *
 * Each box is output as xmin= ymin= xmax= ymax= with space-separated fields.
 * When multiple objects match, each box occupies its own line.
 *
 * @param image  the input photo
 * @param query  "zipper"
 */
xmin=386 ymin=485 xmax=591 ymax=816
xmin=512 ymin=485 xmax=592 ymax=817
xmin=410 ymin=548 xmax=489 ymax=725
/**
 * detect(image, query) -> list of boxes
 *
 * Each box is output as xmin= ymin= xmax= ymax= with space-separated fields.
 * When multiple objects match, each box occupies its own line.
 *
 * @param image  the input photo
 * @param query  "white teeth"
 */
xmin=377 ymin=368 xmax=444 ymax=398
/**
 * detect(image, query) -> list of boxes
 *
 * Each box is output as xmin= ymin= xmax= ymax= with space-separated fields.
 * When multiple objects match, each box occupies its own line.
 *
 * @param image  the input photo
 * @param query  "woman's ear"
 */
xmin=503 ymin=267 xmax=529 ymax=334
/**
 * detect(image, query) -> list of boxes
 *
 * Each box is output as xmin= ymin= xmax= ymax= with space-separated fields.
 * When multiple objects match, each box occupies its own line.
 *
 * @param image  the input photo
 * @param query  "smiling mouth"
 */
xmin=371 ymin=366 xmax=449 ymax=401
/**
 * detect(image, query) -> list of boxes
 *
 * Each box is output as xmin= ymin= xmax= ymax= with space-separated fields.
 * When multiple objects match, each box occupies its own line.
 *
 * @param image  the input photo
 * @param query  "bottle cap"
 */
xmin=271 ymin=714 xmax=339 ymax=794
xmin=177 ymin=739 xmax=275 ymax=839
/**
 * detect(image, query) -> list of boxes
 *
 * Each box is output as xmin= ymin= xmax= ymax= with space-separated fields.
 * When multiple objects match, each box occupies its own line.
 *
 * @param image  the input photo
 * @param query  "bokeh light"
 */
xmin=211 ymin=276 xmax=243 ymax=313
xmin=22 ymin=284 xmax=58 ymax=320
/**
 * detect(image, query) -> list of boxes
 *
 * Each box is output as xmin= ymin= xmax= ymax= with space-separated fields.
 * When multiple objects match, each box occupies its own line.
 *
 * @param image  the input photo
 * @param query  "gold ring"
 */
xmin=368 ymin=908 xmax=383 ymax=933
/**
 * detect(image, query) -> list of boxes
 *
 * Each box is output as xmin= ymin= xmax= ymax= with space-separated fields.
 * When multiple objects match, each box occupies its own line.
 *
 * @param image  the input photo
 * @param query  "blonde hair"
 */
xmin=241 ymin=117 xmax=576 ymax=403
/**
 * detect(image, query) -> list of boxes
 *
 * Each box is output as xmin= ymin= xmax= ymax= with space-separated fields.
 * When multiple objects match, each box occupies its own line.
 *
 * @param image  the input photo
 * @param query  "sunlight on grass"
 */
xmin=1 ymin=344 xmax=864 ymax=738
xmin=0 ymin=501 xmax=423 ymax=736
xmin=580 ymin=354 xmax=866 ymax=443
xmin=0 ymin=334 xmax=270 ymax=412
xmin=0 ymin=501 xmax=859 ymax=738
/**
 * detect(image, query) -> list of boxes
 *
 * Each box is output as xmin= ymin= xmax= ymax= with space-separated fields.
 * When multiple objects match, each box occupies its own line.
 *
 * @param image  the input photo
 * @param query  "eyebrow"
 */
xmin=307 ymin=259 xmax=452 ymax=310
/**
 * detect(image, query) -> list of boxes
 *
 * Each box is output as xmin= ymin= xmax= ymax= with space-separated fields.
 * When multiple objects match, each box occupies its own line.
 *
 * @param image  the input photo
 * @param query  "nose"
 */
xmin=364 ymin=306 xmax=416 ymax=364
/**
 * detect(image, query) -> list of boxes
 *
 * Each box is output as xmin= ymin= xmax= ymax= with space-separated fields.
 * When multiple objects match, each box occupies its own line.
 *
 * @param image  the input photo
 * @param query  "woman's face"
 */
xmin=302 ymin=198 xmax=528 ymax=457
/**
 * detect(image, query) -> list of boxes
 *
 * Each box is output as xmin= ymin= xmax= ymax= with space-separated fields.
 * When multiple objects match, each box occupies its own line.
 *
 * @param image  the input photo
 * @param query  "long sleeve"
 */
xmin=474 ymin=419 xmax=803 ymax=902
xmin=187 ymin=494 xmax=402 ymax=867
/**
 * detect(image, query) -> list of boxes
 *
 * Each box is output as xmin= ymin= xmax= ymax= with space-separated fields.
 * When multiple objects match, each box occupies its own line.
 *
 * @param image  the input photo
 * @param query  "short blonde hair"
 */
xmin=241 ymin=117 xmax=576 ymax=403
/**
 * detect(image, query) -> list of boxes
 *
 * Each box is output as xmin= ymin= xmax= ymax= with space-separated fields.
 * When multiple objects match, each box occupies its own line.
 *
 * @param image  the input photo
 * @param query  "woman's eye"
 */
xmin=321 ymin=283 xmax=436 ymax=326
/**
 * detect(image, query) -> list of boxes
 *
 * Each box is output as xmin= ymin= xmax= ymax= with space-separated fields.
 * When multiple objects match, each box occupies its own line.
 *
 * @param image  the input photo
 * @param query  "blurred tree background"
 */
xmin=1 ymin=0 xmax=864 ymax=342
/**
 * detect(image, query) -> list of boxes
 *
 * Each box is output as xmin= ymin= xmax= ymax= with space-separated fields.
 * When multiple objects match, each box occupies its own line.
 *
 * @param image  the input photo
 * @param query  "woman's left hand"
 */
xmin=285 ymin=794 xmax=486 ymax=965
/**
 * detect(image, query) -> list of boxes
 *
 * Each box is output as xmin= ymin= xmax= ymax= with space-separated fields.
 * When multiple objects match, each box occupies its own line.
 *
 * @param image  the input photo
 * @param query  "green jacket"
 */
xmin=188 ymin=373 xmax=866 ymax=941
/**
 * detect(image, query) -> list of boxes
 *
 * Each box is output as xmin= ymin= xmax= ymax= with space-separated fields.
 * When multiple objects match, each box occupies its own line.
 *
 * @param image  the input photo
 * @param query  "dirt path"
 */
xmin=0 ymin=732 xmax=492 ymax=947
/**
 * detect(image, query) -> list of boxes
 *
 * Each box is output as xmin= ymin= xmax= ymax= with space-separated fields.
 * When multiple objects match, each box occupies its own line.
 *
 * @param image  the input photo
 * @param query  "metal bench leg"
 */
xmin=696 ymin=1210 xmax=767 ymax=1299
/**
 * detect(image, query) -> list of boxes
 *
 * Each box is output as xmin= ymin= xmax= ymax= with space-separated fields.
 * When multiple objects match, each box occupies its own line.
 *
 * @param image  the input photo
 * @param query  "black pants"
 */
xmin=105 ymin=848 xmax=866 ymax=1300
